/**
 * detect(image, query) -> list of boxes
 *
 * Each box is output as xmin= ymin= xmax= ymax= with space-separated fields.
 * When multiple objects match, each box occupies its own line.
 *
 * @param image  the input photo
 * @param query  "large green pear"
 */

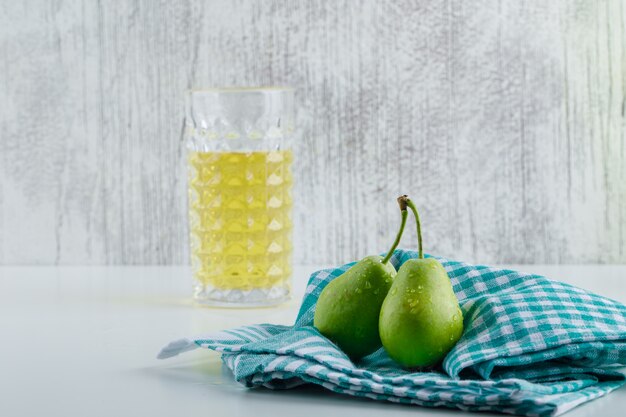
xmin=379 ymin=196 xmax=463 ymax=368
xmin=379 ymin=257 xmax=463 ymax=367
xmin=314 ymin=256 xmax=397 ymax=359
xmin=313 ymin=198 xmax=409 ymax=360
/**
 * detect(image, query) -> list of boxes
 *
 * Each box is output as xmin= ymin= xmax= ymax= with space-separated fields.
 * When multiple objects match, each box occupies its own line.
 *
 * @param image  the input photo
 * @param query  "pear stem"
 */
xmin=405 ymin=197 xmax=424 ymax=259
xmin=381 ymin=198 xmax=409 ymax=264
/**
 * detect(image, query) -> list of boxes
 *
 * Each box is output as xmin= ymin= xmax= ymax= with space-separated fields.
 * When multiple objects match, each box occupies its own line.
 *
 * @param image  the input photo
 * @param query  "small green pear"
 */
xmin=379 ymin=196 xmax=463 ymax=368
xmin=314 ymin=199 xmax=409 ymax=360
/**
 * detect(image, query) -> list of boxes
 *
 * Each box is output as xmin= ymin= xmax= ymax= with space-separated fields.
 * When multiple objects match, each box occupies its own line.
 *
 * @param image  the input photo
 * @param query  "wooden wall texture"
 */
xmin=1 ymin=1 xmax=624 ymax=265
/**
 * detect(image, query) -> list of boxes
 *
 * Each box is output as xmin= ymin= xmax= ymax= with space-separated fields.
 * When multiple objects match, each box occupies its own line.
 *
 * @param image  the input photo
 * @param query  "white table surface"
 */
xmin=1 ymin=264 xmax=626 ymax=417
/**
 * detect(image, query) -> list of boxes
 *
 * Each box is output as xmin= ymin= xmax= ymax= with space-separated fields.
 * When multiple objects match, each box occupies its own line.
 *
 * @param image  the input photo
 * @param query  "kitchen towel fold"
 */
xmin=158 ymin=250 xmax=626 ymax=416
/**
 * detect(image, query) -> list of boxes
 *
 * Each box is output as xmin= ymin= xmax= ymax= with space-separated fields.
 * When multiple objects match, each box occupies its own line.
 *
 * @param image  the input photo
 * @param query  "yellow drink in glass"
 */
xmin=185 ymin=87 xmax=294 ymax=306
xmin=188 ymin=150 xmax=293 ymax=291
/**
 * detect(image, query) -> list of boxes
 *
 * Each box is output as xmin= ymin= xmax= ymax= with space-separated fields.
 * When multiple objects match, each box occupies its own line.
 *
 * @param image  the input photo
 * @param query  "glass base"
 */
xmin=193 ymin=282 xmax=291 ymax=307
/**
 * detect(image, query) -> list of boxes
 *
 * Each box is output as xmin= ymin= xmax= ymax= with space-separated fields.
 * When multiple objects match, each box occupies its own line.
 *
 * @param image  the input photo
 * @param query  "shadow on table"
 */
xmin=137 ymin=358 xmax=624 ymax=417
xmin=140 ymin=358 xmax=498 ymax=416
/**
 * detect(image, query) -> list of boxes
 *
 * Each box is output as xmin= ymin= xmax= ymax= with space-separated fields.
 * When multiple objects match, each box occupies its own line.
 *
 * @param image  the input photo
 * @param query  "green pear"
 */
xmin=379 ymin=196 xmax=463 ymax=368
xmin=314 ymin=255 xmax=397 ymax=359
xmin=314 ymin=198 xmax=409 ymax=360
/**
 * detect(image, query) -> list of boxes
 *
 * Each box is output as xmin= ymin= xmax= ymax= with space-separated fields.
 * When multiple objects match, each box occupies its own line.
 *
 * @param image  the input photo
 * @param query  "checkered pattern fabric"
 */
xmin=158 ymin=250 xmax=626 ymax=416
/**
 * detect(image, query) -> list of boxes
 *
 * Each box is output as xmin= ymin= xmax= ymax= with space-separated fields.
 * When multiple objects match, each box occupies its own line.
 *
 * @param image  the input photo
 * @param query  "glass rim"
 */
xmin=187 ymin=86 xmax=294 ymax=95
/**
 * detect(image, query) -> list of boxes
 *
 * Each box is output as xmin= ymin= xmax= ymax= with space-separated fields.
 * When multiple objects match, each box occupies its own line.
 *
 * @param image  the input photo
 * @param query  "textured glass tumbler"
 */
xmin=185 ymin=88 xmax=294 ymax=306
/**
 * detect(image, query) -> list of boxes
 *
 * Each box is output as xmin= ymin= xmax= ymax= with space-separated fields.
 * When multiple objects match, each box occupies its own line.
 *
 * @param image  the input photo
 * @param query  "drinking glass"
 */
xmin=185 ymin=87 xmax=294 ymax=306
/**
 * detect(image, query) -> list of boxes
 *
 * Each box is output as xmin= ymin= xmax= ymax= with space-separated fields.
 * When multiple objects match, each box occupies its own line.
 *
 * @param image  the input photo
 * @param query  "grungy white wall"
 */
xmin=0 ymin=1 xmax=624 ymax=265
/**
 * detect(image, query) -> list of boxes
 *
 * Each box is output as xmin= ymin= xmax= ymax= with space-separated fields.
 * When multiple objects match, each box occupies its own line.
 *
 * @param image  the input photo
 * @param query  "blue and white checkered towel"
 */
xmin=159 ymin=250 xmax=626 ymax=416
